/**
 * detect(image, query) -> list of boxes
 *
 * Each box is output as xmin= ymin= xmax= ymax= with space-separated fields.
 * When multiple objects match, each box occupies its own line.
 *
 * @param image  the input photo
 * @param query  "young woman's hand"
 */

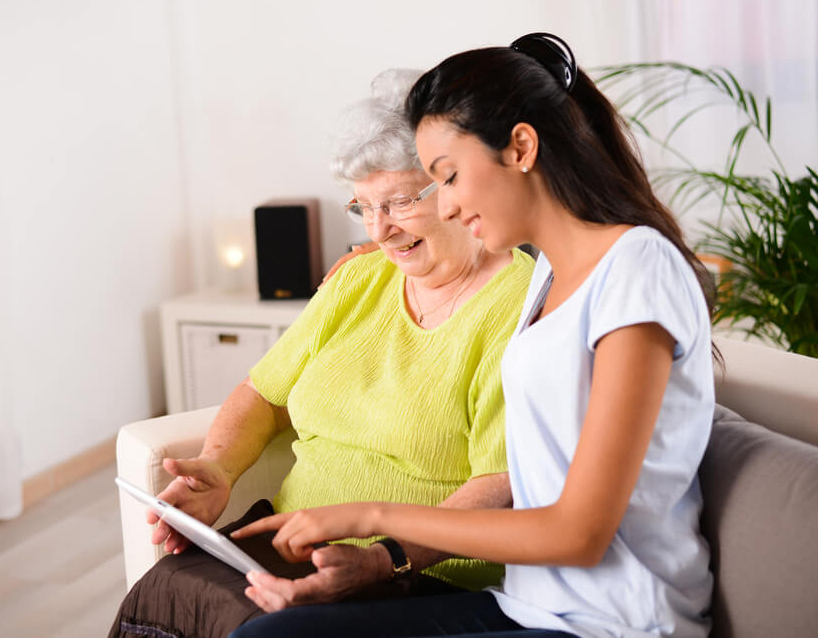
xmin=231 ymin=502 xmax=385 ymax=563
xmin=320 ymin=242 xmax=379 ymax=287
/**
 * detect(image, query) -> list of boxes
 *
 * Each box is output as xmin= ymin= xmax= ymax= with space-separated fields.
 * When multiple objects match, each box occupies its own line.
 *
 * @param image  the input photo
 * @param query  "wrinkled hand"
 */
xmin=320 ymin=242 xmax=379 ymax=287
xmin=148 ymin=457 xmax=231 ymax=554
xmin=243 ymin=543 xmax=388 ymax=612
xmin=231 ymin=503 xmax=382 ymax=563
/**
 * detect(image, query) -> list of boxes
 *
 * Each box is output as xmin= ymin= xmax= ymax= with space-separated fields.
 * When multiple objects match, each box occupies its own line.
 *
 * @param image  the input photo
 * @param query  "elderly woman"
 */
xmin=108 ymin=69 xmax=533 ymax=638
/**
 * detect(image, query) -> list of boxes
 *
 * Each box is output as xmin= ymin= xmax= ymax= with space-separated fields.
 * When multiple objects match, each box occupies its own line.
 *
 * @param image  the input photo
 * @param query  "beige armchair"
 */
xmin=116 ymin=335 xmax=818 ymax=593
xmin=116 ymin=407 xmax=297 ymax=589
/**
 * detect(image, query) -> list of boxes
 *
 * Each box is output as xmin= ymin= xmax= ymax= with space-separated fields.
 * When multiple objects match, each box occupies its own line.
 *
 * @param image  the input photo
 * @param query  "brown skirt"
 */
xmin=108 ymin=500 xmax=461 ymax=638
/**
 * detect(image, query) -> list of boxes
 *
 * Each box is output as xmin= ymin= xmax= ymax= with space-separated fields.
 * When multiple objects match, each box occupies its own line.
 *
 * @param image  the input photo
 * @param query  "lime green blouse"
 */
xmin=250 ymin=249 xmax=533 ymax=590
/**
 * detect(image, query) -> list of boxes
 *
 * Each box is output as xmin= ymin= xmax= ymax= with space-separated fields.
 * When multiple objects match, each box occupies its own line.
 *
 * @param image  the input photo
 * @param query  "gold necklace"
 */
xmin=409 ymin=250 xmax=483 ymax=326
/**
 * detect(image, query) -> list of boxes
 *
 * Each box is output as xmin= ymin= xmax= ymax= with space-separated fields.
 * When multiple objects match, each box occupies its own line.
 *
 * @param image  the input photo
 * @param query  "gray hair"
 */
xmin=330 ymin=68 xmax=424 ymax=184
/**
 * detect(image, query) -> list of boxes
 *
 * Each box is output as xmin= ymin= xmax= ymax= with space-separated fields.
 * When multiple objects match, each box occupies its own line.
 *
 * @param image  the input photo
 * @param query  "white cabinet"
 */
xmin=160 ymin=291 xmax=308 ymax=413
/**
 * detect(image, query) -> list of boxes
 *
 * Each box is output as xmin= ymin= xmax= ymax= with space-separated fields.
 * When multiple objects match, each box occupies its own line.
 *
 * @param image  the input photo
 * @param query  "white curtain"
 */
xmin=0 ymin=190 xmax=22 ymax=520
xmin=614 ymin=0 xmax=818 ymax=236
xmin=0 ymin=397 xmax=23 ymax=520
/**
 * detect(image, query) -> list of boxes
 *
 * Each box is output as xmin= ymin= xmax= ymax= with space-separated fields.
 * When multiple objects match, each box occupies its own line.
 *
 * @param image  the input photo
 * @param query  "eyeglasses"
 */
xmin=345 ymin=181 xmax=438 ymax=224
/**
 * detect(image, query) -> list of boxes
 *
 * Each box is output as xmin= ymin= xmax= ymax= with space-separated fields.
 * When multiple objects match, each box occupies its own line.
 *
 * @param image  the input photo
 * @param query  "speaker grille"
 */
xmin=254 ymin=199 xmax=322 ymax=300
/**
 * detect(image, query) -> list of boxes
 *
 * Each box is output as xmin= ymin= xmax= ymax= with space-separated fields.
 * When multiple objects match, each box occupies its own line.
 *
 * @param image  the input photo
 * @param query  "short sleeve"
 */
xmin=586 ymin=233 xmax=702 ymax=360
xmin=249 ymin=259 xmax=354 ymax=405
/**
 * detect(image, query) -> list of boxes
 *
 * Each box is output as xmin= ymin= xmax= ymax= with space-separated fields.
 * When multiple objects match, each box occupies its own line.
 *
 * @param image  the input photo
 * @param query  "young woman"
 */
xmin=229 ymin=34 xmax=716 ymax=638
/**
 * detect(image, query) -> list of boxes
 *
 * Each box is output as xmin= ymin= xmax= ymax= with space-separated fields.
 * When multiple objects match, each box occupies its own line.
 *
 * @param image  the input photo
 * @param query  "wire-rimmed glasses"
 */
xmin=345 ymin=181 xmax=438 ymax=224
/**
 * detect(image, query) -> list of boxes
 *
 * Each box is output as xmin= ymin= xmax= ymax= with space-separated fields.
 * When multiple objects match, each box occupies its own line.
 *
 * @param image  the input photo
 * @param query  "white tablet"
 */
xmin=115 ymin=476 xmax=270 ymax=575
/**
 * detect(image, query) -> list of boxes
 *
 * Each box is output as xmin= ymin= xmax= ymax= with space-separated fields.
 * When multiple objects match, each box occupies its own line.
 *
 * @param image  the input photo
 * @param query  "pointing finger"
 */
xmin=231 ymin=512 xmax=293 ymax=538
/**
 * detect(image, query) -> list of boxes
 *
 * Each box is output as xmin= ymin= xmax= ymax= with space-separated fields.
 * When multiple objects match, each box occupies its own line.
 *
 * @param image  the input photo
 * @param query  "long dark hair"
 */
xmin=406 ymin=38 xmax=717 ymax=320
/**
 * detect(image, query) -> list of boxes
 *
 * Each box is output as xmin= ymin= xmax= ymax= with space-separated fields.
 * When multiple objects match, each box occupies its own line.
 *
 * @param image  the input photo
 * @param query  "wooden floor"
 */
xmin=0 ymin=462 xmax=126 ymax=637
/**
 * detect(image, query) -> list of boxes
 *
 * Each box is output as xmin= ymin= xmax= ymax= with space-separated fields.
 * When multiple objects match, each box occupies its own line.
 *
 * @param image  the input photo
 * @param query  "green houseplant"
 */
xmin=595 ymin=62 xmax=818 ymax=358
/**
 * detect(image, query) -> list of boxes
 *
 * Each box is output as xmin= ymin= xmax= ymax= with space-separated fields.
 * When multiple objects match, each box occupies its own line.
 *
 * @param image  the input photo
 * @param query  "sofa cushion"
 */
xmin=699 ymin=404 xmax=818 ymax=638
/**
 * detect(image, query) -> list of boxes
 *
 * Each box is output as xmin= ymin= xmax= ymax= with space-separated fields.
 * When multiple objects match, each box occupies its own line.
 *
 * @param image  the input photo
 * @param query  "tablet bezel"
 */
xmin=115 ymin=476 xmax=270 ymax=575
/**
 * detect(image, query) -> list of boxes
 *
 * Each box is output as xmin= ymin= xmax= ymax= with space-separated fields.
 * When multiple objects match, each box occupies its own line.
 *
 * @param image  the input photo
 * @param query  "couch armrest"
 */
xmin=115 ymin=406 xmax=296 ymax=590
xmin=714 ymin=336 xmax=818 ymax=446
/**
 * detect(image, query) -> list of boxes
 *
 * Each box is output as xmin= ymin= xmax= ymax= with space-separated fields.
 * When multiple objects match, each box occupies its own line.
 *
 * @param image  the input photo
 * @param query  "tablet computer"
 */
xmin=115 ymin=476 xmax=269 ymax=575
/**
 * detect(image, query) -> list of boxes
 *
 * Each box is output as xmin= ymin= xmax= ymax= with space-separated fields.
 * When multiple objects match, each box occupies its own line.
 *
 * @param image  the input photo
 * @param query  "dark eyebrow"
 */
xmin=428 ymin=155 xmax=448 ymax=175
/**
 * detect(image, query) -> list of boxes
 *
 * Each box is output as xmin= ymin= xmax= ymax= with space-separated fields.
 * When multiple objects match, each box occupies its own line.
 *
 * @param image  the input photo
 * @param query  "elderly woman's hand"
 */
xmin=148 ymin=457 xmax=232 ymax=554
xmin=241 ymin=542 xmax=391 ymax=612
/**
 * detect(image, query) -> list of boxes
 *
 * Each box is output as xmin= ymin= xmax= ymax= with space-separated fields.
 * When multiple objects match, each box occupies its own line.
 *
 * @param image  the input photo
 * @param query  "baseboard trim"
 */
xmin=22 ymin=436 xmax=117 ymax=510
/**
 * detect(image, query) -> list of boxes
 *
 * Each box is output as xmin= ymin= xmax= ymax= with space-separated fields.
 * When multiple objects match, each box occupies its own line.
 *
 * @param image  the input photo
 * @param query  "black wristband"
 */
xmin=375 ymin=537 xmax=412 ymax=579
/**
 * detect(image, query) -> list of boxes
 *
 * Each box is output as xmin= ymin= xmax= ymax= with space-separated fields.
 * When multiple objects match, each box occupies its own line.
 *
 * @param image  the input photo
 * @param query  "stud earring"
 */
xmin=521 ymin=166 xmax=530 ymax=174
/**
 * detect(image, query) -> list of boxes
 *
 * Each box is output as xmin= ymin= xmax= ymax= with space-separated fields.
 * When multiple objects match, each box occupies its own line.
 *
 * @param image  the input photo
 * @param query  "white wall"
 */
xmin=0 ymin=0 xmax=190 ymax=479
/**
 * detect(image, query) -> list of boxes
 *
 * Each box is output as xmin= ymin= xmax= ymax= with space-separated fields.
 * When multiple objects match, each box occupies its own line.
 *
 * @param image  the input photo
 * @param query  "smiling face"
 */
xmin=415 ymin=117 xmax=539 ymax=253
xmin=352 ymin=169 xmax=482 ymax=282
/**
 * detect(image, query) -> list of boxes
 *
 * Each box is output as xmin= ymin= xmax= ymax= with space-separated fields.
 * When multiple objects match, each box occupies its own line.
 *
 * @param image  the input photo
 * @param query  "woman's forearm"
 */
xmin=373 ymin=502 xmax=604 ymax=568
xmin=199 ymin=377 xmax=289 ymax=486
xmin=233 ymin=497 xmax=603 ymax=568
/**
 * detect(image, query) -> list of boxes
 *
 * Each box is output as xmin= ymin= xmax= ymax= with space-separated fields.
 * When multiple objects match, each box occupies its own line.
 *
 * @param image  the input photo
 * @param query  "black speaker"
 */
xmin=254 ymin=199 xmax=323 ymax=299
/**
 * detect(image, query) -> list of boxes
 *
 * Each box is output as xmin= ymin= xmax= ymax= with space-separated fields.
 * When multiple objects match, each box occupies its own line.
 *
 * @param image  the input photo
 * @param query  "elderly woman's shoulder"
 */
xmin=338 ymin=248 xmax=392 ymax=275
xmin=511 ymin=246 xmax=537 ymax=266
xmin=325 ymin=248 xmax=398 ymax=292
xmin=496 ymin=249 xmax=535 ymax=305
xmin=508 ymin=247 xmax=536 ymax=278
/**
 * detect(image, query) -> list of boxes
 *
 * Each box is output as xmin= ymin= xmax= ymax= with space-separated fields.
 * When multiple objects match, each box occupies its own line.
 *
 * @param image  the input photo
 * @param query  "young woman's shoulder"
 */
xmin=587 ymin=226 xmax=709 ymax=360
xmin=598 ymin=226 xmax=697 ymax=287
xmin=611 ymin=224 xmax=681 ymax=255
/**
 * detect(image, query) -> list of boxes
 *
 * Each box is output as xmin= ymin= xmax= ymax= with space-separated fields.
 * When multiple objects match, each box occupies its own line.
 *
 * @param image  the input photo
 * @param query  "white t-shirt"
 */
xmin=492 ymin=226 xmax=714 ymax=638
